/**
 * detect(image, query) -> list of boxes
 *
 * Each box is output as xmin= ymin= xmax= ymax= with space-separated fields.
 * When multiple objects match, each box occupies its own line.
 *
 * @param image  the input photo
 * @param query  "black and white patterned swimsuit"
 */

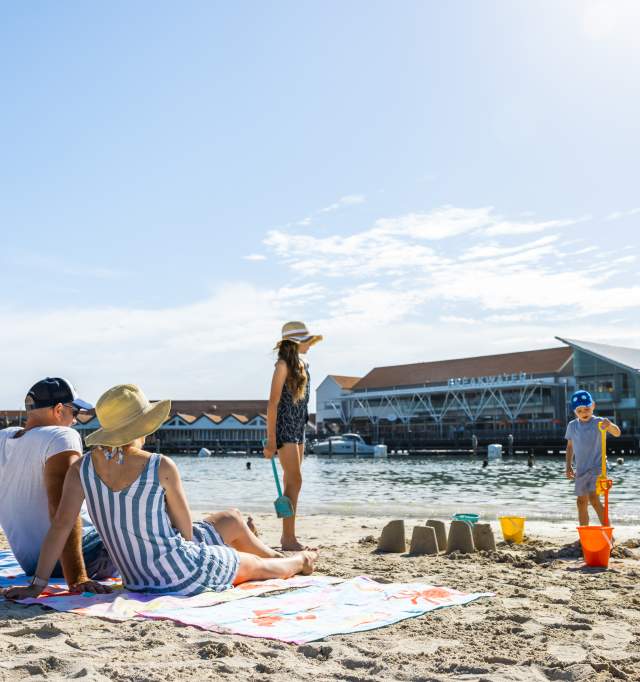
xmin=276 ymin=361 xmax=310 ymax=448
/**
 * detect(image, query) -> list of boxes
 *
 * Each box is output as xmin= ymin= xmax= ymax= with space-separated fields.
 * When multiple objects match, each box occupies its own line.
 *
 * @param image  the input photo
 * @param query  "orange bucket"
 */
xmin=577 ymin=526 xmax=613 ymax=568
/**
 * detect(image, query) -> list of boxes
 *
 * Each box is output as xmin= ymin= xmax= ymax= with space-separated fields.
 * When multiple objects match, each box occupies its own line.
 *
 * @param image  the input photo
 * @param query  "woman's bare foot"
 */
xmin=300 ymin=550 xmax=319 ymax=575
xmin=247 ymin=516 xmax=259 ymax=537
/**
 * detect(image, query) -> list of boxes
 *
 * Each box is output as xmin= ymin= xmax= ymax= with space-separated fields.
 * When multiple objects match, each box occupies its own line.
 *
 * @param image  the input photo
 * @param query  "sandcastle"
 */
xmin=409 ymin=525 xmax=439 ymax=555
xmin=375 ymin=518 xmax=497 ymax=556
xmin=376 ymin=519 xmax=407 ymax=553
xmin=446 ymin=519 xmax=476 ymax=554
xmin=426 ymin=519 xmax=447 ymax=551
xmin=472 ymin=523 xmax=496 ymax=551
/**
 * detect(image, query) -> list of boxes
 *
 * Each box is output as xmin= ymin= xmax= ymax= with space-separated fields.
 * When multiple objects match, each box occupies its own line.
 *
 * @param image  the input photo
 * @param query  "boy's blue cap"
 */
xmin=571 ymin=390 xmax=593 ymax=410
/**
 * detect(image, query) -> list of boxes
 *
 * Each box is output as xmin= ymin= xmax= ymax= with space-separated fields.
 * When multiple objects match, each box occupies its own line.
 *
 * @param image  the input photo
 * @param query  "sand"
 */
xmin=1 ymin=515 xmax=639 ymax=682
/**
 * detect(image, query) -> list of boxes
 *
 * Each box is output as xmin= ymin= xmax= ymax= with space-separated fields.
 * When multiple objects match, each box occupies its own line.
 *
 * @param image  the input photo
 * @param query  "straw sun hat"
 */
xmin=275 ymin=321 xmax=323 ymax=349
xmin=85 ymin=384 xmax=171 ymax=448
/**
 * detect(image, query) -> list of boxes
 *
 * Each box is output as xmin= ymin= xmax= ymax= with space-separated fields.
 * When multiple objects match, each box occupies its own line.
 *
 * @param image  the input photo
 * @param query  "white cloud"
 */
xmin=4 ymin=203 xmax=639 ymax=408
xmin=264 ymin=204 xmax=640 ymax=321
xmin=264 ymin=228 xmax=442 ymax=278
xmin=374 ymin=206 xmax=493 ymax=240
xmin=440 ymin=315 xmax=476 ymax=325
xmin=483 ymin=215 xmax=588 ymax=237
xmin=319 ymin=194 xmax=366 ymax=213
xmin=243 ymin=254 xmax=267 ymax=261
xmin=605 ymin=208 xmax=640 ymax=221
xmin=458 ymin=235 xmax=559 ymax=262
xmin=0 ymin=282 xmax=326 ymax=407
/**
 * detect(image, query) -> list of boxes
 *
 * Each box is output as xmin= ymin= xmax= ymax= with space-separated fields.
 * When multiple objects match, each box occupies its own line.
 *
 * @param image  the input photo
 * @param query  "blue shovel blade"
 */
xmin=274 ymin=495 xmax=294 ymax=518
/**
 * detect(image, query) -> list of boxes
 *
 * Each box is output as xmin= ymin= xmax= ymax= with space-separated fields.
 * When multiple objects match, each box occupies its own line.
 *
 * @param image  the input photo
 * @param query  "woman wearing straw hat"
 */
xmin=264 ymin=322 xmax=322 ymax=551
xmin=3 ymin=385 xmax=318 ymax=600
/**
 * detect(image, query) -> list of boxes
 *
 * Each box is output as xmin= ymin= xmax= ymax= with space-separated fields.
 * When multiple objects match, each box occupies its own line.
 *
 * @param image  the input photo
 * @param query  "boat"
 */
xmin=311 ymin=433 xmax=376 ymax=456
xmin=197 ymin=447 xmax=212 ymax=458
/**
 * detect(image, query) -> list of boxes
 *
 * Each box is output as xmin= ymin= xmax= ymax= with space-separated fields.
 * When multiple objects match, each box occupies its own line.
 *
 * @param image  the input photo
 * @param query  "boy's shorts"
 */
xmin=574 ymin=469 xmax=599 ymax=497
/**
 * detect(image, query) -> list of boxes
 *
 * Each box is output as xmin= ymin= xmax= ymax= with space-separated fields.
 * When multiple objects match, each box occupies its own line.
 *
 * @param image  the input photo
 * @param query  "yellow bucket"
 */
xmin=499 ymin=516 xmax=526 ymax=544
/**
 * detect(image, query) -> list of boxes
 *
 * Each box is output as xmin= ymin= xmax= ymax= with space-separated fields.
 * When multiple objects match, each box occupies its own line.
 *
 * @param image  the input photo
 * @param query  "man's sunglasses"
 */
xmin=63 ymin=404 xmax=81 ymax=417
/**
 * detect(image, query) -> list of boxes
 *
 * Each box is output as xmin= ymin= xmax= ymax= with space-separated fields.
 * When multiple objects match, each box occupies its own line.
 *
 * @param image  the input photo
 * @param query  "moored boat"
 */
xmin=311 ymin=433 xmax=376 ymax=456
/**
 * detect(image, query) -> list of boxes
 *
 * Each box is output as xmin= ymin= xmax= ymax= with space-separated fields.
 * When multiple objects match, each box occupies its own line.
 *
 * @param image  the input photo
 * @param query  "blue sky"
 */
xmin=1 ymin=1 xmax=638 ymax=408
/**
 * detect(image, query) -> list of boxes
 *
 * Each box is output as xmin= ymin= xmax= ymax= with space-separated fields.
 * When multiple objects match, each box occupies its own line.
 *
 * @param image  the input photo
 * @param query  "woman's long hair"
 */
xmin=278 ymin=340 xmax=307 ymax=403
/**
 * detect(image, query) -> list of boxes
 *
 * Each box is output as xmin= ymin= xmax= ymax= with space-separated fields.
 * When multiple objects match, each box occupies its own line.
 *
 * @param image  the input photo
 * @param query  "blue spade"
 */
xmin=271 ymin=458 xmax=294 ymax=518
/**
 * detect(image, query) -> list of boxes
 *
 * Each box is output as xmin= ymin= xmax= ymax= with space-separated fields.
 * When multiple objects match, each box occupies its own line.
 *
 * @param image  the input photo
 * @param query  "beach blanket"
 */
xmin=15 ymin=575 xmax=342 ymax=621
xmin=140 ymin=576 xmax=493 ymax=643
xmin=2 ymin=548 xmax=340 ymax=621
xmin=2 ymin=550 xmax=492 ymax=643
xmin=0 ymin=549 xmax=121 ymax=592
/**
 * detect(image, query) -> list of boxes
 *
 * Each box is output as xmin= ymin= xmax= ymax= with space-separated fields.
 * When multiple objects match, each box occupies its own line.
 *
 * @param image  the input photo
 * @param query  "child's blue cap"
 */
xmin=570 ymin=390 xmax=593 ymax=410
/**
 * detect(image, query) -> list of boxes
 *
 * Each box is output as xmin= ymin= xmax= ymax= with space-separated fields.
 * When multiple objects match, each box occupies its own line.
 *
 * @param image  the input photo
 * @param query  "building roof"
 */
xmin=352 ymin=346 xmax=573 ymax=390
xmin=165 ymin=400 xmax=269 ymax=417
xmin=329 ymin=375 xmax=361 ymax=390
xmin=556 ymin=337 xmax=640 ymax=373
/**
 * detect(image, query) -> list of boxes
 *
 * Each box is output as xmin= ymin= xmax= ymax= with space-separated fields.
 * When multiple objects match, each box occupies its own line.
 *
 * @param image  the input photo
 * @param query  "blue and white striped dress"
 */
xmin=79 ymin=452 xmax=239 ymax=595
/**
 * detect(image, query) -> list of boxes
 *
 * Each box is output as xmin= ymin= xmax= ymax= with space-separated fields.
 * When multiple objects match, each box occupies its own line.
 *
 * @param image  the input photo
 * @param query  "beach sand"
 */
xmin=1 ymin=515 xmax=639 ymax=681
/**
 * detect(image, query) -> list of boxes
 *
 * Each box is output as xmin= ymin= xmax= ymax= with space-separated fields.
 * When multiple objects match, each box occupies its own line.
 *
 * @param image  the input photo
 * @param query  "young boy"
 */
xmin=565 ymin=390 xmax=621 ymax=526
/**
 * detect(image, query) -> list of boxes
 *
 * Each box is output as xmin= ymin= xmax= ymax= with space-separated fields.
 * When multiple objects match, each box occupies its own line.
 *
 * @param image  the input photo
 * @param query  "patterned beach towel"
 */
xmin=1 ymin=548 xmax=340 ymax=621
xmin=140 ymin=576 xmax=493 ymax=643
xmin=16 ymin=575 xmax=342 ymax=621
xmin=2 ymin=550 xmax=492 ymax=642
xmin=0 ymin=548 xmax=121 ymax=594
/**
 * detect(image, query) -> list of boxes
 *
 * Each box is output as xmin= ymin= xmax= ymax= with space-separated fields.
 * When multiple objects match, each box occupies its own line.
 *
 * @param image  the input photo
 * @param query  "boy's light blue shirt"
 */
xmin=565 ymin=416 xmax=604 ymax=474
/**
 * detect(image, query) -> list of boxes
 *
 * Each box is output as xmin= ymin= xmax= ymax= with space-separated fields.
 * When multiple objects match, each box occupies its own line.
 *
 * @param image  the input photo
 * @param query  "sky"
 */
xmin=1 ymin=0 xmax=639 ymax=409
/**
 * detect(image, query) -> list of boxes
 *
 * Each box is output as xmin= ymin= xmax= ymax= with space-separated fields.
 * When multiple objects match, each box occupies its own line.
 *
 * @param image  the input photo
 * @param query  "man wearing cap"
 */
xmin=0 ymin=378 xmax=113 ymax=592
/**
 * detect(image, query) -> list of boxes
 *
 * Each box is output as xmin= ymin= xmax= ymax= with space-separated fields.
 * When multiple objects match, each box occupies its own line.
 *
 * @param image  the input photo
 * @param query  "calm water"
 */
xmin=175 ymin=455 xmax=640 ymax=525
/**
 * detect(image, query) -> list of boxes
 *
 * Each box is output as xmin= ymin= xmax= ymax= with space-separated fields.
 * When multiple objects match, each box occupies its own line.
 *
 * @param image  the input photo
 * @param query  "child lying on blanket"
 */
xmin=2 ymin=384 xmax=318 ymax=601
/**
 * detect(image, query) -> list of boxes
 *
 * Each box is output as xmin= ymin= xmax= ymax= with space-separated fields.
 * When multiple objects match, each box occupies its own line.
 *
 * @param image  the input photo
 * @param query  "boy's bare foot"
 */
xmin=300 ymin=550 xmax=319 ymax=575
xmin=247 ymin=516 xmax=259 ymax=537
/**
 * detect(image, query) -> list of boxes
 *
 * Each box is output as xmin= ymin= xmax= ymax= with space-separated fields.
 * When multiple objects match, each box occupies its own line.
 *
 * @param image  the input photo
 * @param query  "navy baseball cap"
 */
xmin=25 ymin=377 xmax=93 ymax=412
xmin=570 ymin=390 xmax=594 ymax=411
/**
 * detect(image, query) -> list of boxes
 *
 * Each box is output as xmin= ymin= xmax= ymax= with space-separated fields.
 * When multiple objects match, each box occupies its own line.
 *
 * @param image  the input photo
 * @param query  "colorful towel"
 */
xmin=2 ymin=549 xmax=339 ymax=620
xmin=141 ymin=576 xmax=493 ymax=643
xmin=16 ymin=575 xmax=342 ymax=621
xmin=3 ymin=550 xmax=492 ymax=643
xmin=0 ymin=549 xmax=120 ymax=592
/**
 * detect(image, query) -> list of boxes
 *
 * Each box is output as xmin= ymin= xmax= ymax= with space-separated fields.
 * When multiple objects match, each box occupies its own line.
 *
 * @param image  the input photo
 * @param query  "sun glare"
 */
xmin=582 ymin=0 xmax=640 ymax=43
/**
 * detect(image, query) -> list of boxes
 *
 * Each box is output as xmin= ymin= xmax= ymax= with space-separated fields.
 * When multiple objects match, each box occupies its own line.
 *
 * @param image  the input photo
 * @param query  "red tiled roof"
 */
xmin=353 ymin=347 xmax=573 ymax=390
xmin=166 ymin=400 xmax=269 ymax=417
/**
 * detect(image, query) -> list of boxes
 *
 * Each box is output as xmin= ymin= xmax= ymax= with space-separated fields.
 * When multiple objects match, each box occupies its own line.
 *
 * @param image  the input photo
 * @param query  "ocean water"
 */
xmin=175 ymin=455 xmax=640 ymax=525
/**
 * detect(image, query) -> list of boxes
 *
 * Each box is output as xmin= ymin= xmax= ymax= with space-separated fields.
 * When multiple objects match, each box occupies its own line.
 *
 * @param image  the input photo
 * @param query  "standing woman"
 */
xmin=264 ymin=322 xmax=322 ymax=551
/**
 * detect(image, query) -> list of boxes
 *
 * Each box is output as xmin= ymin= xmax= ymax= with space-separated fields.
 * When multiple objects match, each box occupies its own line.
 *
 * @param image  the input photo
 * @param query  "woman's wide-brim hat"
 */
xmin=85 ymin=384 xmax=171 ymax=448
xmin=275 ymin=321 xmax=323 ymax=349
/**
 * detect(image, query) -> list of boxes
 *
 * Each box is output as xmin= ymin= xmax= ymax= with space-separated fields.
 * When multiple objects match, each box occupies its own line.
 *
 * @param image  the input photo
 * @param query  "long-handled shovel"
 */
xmin=596 ymin=421 xmax=613 ymax=525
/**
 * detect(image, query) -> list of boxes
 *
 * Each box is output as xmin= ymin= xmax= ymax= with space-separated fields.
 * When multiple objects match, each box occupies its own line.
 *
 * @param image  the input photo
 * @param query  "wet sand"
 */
xmin=1 ymin=515 xmax=639 ymax=681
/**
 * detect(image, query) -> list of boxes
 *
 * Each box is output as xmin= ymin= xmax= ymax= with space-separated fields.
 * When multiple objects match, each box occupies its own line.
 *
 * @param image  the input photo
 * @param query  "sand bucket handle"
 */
xmin=601 ymin=528 xmax=613 ymax=549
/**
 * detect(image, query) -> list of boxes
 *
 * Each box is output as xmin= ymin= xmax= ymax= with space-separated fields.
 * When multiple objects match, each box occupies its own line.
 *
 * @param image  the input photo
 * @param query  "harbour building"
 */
xmin=316 ymin=338 xmax=640 ymax=449
xmin=75 ymin=400 xmax=272 ymax=454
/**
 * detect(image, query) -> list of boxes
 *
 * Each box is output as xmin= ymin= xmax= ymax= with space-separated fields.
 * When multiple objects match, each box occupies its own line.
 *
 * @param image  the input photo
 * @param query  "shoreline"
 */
xmin=2 ymin=515 xmax=639 ymax=681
